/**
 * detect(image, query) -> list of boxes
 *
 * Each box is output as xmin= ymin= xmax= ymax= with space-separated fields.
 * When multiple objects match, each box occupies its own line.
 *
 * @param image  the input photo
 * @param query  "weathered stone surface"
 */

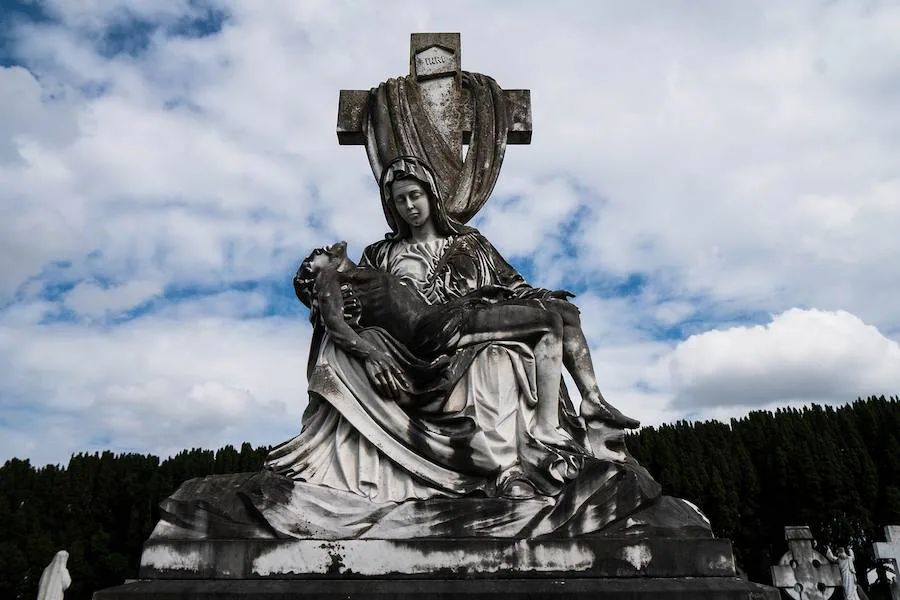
xmin=93 ymin=576 xmax=780 ymax=599
xmin=414 ymin=43 xmax=458 ymax=80
xmin=408 ymin=33 xmax=461 ymax=76
xmin=336 ymin=33 xmax=532 ymax=148
xmin=873 ymin=525 xmax=900 ymax=600
xmin=138 ymin=537 xmax=736 ymax=580
xmin=770 ymin=526 xmax=840 ymax=600
xmin=336 ymin=89 xmax=370 ymax=145
xmin=147 ymin=468 xmax=711 ymax=541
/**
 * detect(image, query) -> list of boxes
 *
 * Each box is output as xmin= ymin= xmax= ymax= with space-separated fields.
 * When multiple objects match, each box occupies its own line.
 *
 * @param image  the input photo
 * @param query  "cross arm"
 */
xmin=769 ymin=565 xmax=797 ymax=588
xmin=461 ymin=88 xmax=531 ymax=145
xmin=336 ymin=89 xmax=370 ymax=146
xmin=336 ymin=88 xmax=532 ymax=146
xmin=875 ymin=541 xmax=899 ymax=562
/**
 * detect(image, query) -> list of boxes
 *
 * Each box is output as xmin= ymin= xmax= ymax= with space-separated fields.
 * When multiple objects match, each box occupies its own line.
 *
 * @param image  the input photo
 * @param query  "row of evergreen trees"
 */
xmin=1 ymin=396 xmax=898 ymax=599
xmin=0 ymin=443 xmax=269 ymax=600
xmin=628 ymin=395 xmax=900 ymax=586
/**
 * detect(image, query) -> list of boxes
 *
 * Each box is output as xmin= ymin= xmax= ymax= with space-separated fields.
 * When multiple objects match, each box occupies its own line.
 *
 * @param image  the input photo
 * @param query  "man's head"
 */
xmin=307 ymin=241 xmax=347 ymax=272
xmin=293 ymin=241 xmax=349 ymax=307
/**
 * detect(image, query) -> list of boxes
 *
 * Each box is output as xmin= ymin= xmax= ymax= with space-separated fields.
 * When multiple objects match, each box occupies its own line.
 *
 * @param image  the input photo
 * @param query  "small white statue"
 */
xmin=37 ymin=550 xmax=71 ymax=600
xmin=826 ymin=546 xmax=869 ymax=600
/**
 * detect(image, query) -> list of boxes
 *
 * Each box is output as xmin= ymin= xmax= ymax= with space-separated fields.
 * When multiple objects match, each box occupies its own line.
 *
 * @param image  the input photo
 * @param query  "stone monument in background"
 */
xmin=93 ymin=33 xmax=778 ymax=599
xmin=38 ymin=550 xmax=71 ymax=600
xmin=771 ymin=526 xmax=841 ymax=600
xmin=874 ymin=526 xmax=900 ymax=600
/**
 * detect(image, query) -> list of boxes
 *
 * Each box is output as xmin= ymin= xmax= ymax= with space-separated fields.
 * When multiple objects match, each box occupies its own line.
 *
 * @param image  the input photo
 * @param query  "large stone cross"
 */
xmin=771 ymin=526 xmax=841 ymax=600
xmin=874 ymin=525 xmax=900 ymax=600
xmin=336 ymin=33 xmax=532 ymax=157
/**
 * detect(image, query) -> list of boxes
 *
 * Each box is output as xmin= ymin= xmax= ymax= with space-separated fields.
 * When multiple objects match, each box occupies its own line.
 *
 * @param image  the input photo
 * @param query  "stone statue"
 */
xmin=95 ymin=32 xmax=780 ymax=600
xmin=826 ymin=546 xmax=869 ymax=600
xmin=146 ymin=154 xmax=703 ymax=539
xmin=36 ymin=551 xmax=70 ymax=600
xmin=266 ymin=154 xmax=643 ymax=501
xmin=292 ymin=184 xmax=638 ymax=430
xmin=145 ymin=63 xmax=709 ymax=542
xmin=771 ymin=528 xmax=841 ymax=600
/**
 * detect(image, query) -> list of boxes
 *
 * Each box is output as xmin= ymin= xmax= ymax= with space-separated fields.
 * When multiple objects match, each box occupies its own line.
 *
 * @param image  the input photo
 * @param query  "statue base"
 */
xmin=94 ymin=576 xmax=777 ymax=599
xmin=93 ymin=537 xmax=778 ymax=599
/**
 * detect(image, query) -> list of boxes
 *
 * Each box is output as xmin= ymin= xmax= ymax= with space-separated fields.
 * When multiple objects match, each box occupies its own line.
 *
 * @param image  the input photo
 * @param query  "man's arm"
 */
xmin=315 ymin=269 xmax=408 ymax=398
xmin=316 ymin=270 xmax=379 ymax=359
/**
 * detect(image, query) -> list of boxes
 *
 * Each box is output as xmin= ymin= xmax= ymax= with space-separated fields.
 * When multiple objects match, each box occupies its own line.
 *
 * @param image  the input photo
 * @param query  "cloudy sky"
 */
xmin=2 ymin=0 xmax=899 ymax=466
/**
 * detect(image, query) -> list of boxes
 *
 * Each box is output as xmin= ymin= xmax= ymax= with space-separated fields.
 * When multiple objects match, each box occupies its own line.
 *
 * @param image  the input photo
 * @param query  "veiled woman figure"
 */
xmin=37 ymin=550 xmax=71 ymax=600
xmin=268 ymin=157 xmax=614 ymax=502
xmin=826 ymin=546 xmax=868 ymax=600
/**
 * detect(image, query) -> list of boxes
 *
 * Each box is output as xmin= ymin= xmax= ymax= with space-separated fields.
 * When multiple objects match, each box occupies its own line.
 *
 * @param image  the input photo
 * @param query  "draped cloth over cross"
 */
xmin=363 ymin=71 xmax=508 ymax=224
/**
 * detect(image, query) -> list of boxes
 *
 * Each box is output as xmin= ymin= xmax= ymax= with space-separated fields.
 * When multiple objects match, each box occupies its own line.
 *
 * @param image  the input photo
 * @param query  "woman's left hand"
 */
xmin=549 ymin=289 xmax=576 ymax=300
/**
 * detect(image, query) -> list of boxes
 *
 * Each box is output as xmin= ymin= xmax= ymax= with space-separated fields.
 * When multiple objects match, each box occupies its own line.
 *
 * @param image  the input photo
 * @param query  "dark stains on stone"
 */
xmin=323 ymin=546 xmax=347 ymax=576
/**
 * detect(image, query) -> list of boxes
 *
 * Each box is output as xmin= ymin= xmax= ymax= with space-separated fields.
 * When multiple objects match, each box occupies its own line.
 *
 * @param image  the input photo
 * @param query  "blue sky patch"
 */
xmin=94 ymin=1 xmax=229 ymax=59
xmin=643 ymin=306 xmax=772 ymax=342
xmin=99 ymin=17 xmax=156 ymax=58
xmin=0 ymin=0 xmax=53 ymax=67
xmin=168 ymin=1 xmax=229 ymax=38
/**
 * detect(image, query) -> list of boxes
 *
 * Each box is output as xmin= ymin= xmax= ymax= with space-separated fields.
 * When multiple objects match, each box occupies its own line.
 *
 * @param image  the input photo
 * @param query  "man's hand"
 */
xmin=364 ymin=350 xmax=408 ymax=399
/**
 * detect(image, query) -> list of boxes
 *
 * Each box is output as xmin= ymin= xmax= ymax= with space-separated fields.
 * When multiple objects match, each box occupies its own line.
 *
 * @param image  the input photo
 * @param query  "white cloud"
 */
xmin=65 ymin=278 xmax=164 ymax=317
xmin=0 ymin=66 xmax=79 ymax=162
xmin=476 ymin=176 xmax=583 ymax=257
xmin=667 ymin=308 xmax=900 ymax=408
xmin=1 ymin=1 xmax=899 ymax=463
xmin=0 ymin=311 xmax=310 ymax=464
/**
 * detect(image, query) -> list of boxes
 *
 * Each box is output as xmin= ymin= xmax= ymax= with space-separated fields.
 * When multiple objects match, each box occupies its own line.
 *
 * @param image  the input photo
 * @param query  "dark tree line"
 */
xmin=0 ymin=443 xmax=269 ymax=600
xmin=627 ymin=394 xmax=900 ymax=590
xmin=2 ymin=396 xmax=898 ymax=599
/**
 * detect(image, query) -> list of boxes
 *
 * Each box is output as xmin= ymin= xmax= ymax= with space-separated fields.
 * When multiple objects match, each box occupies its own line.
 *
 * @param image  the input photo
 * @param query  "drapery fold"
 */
xmin=266 ymin=332 xmax=584 ymax=502
xmin=363 ymin=72 xmax=508 ymax=224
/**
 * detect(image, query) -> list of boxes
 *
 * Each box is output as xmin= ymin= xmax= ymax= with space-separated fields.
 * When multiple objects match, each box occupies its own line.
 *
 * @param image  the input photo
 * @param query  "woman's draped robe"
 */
xmin=266 ymin=231 xmax=589 ymax=502
xmin=153 ymin=232 xmax=708 ymax=540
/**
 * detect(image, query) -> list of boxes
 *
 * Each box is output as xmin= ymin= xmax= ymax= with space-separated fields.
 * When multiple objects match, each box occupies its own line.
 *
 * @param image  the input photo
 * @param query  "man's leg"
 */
xmin=457 ymin=305 xmax=565 ymax=440
xmin=550 ymin=300 xmax=640 ymax=429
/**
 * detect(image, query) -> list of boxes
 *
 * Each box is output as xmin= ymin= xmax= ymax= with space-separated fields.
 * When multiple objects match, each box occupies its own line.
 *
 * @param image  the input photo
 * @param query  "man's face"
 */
xmin=308 ymin=251 xmax=332 ymax=273
xmin=391 ymin=178 xmax=431 ymax=228
xmin=309 ymin=241 xmax=347 ymax=273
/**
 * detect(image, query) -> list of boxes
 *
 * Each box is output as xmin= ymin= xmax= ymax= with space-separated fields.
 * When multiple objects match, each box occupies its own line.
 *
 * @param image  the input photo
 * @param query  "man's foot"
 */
xmin=496 ymin=464 xmax=537 ymax=500
xmin=581 ymin=398 xmax=640 ymax=429
xmin=532 ymin=423 xmax=582 ymax=453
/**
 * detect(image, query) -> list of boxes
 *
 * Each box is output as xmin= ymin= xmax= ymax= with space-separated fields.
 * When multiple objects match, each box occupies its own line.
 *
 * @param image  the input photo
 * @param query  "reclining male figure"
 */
xmin=295 ymin=241 xmax=640 ymax=442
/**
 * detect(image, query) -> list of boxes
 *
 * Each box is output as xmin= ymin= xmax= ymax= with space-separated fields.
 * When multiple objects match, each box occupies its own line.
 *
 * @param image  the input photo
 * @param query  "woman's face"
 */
xmin=391 ymin=178 xmax=431 ymax=229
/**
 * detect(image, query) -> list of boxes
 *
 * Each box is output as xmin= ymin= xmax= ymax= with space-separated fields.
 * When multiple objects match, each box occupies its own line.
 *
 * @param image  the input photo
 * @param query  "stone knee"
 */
xmin=543 ymin=310 xmax=564 ymax=340
xmin=553 ymin=301 xmax=581 ymax=328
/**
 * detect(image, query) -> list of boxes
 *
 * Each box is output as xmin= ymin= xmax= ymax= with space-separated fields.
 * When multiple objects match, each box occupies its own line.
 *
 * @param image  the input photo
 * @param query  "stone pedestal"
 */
xmin=94 ymin=577 xmax=779 ymax=599
xmin=93 ymin=537 xmax=778 ymax=599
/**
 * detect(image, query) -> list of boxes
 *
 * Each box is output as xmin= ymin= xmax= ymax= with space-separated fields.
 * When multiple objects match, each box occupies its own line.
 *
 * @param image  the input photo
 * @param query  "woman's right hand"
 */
xmin=364 ymin=350 xmax=408 ymax=399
